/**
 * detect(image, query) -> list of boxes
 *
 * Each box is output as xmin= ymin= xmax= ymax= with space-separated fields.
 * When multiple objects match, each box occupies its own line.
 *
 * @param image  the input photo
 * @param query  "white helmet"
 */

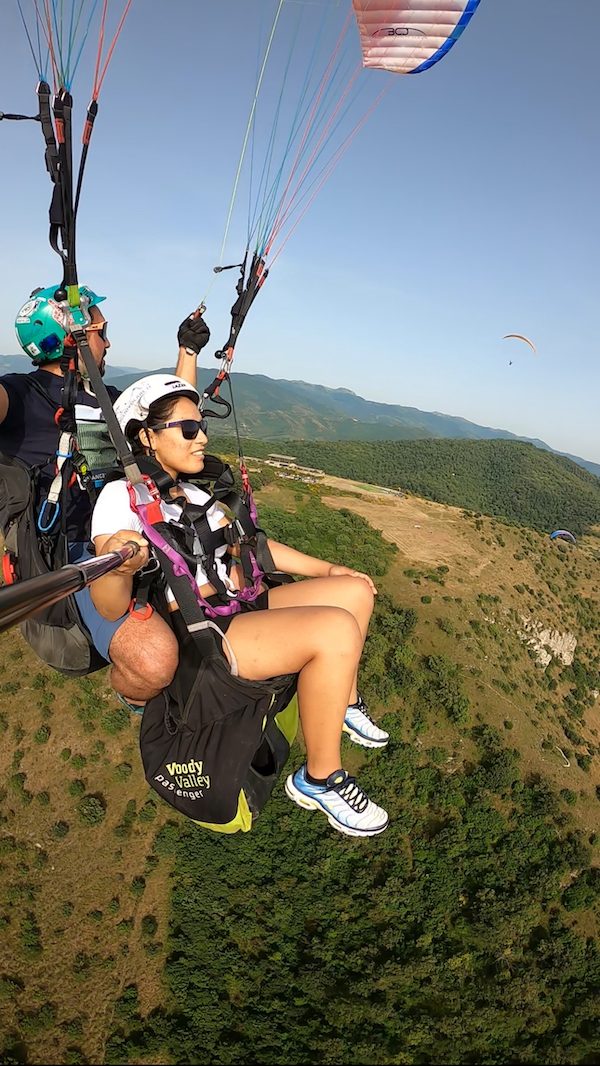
xmin=114 ymin=374 xmax=201 ymax=436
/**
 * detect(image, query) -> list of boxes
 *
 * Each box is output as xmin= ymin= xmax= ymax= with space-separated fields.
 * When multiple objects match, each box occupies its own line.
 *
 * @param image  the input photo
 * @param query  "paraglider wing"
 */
xmin=550 ymin=530 xmax=577 ymax=545
xmin=503 ymin=334 xmax=536 ymax=355
xmin=352 ymin=0 xmax=482 ymax=75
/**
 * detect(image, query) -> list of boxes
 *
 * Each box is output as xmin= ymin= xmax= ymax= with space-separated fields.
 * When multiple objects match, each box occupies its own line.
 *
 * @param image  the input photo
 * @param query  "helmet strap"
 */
xmin=140 ymin=423 xmax=155 ymax=459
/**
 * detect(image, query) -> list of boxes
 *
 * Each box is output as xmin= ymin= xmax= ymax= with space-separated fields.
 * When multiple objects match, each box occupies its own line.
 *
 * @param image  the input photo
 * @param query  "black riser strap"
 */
xmin=71 ymin=329 xmax=142 ymax=485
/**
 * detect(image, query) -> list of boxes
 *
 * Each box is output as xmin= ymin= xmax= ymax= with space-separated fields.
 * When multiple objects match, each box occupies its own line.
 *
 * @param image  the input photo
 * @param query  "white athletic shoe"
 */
xmin=285 ymin=765 xmax=389 ymax=838
xmin=343 ymin=695 xmax=389 ymax=749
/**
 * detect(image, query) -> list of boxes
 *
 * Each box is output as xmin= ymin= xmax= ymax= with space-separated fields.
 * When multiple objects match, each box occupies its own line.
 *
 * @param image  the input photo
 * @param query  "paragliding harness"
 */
xmin=0 ymin=363 xmax=119 ymax=676
xmin=0 ymin=69 xmax=145 ymax=676
xmin=124 ymin=453 xmax=298 ymax=833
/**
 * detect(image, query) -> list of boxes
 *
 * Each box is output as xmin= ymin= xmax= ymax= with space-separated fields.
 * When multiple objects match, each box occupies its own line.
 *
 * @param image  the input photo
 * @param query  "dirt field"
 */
xmin=321 ymin=489 xmax=487 ymax=572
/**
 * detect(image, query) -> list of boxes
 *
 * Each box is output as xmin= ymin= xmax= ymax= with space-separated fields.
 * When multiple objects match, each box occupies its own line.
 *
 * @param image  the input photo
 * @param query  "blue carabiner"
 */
xmin=38 ymin=498 xmax=60 ymax=532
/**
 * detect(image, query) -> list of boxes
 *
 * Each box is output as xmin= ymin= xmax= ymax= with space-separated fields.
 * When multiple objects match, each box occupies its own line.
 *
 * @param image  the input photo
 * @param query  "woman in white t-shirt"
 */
xmin=91 ymin=375 xmax=389 ymax=837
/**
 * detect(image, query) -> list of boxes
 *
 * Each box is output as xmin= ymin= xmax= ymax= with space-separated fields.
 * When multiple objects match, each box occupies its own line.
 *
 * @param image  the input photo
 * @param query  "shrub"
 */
xmin=107 ymin=897 xmax=120 ymax=915
xmin=141 ymin=914 xmax=158 ymax=938
xmin=77 ymin=795 xmax=106 ymax=827
xmin=68 ymin=779 xmax=86 ymax=798
xmin=114 ymin=984 xmax=139 ymax=1019
xmin=70 ymin=754 xmax=87 ymax=770
xmin=0 ymin=976 xmax=21 ymax=1001
xmin=426 ymin=747 xmax=448 ymax=766
xmin=144 ymin=941 xmax=162 ymax=957
xmin=62 ymin=900 xmax=74 ymax=918
xmin=153 ymin=824 xmax=180 ymax=858
xmin=18 ymin=1002 xmax=55 ymax=1035
xmin=113 ymin=763 xmax=133 ymax=782
xmin=64 ymin=1046 xmax=87 ymax=1065
xmin=36 ymin=790 xmax=50 ymax=807
xmin=51 ymin=821 xmax=70 ymax=839
xmin=130 ymin=876 xmax=146 ymax=899
xmin=20 ymin=913 xmax=42 ymax=957
xmin=87 ymin=909 xmax=103 ymax=922
xmin=64 ymin=1017 xmax=85 ymax=1039
xmin=421 ymin=595 xmax=432 ymax=605
xmin=101 ymin=707 xmax=130 ymax=735
xmin=138 ymin=800 xmax=157 ymax=823
xmin=560 ymin=789 xmax=578 ymax=806
xmin=504 ymin=720 xmax=514 ymax=730
xmin=60 ymin=747 xmax=72 ymax=761
xmin=1 ymin=682 xmax=20 ymax=695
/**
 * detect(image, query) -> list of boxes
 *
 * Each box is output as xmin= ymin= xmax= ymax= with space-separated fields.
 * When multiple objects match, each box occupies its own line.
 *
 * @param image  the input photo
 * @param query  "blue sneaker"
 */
xmin=343 ymin=695 xmax=389 ymax=749
xmin=285 ymin=765 xmax=389 ymax=837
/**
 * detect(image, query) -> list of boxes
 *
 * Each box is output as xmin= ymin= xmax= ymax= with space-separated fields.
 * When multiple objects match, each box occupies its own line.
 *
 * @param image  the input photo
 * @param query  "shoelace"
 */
xmin=352 ymin=695 xmax=376 ymax=726
xmin=332 ymin=774 xmax=369 ymax=813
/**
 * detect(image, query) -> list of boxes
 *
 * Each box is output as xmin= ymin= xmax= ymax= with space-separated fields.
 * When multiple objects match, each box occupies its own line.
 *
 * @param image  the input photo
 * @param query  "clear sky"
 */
xmin=1 ymin=1 xmax=599 ymax=460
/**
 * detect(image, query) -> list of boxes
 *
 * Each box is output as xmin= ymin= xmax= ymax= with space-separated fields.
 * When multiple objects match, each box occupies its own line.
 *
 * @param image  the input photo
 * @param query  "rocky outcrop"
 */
xmin=517 ymin=616 xmax=577 ymax=668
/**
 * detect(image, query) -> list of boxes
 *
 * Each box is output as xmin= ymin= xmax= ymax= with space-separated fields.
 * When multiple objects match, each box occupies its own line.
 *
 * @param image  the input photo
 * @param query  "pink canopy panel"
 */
xmin=352 ymin=0 xmax=482 ymax=75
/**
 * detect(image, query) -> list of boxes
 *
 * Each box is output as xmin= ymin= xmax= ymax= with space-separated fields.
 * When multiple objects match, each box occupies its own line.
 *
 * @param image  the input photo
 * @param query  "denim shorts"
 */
xmin=69 ymin=542 xmax=128 ymax=663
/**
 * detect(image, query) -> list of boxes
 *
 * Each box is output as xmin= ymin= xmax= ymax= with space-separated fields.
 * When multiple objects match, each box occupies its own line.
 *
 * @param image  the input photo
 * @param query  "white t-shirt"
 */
xmin=91 ymin=479 xmax=233 ymax=603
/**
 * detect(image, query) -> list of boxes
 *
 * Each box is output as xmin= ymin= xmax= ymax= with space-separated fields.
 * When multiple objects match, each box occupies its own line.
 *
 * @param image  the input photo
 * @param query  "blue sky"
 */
xmin=1 ymin=1 xmax=599 ymax=460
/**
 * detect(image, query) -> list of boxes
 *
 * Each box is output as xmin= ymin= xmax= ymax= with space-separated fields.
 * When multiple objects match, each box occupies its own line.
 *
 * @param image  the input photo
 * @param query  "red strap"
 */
xmin=2 ymin=553 xmax=16 ymax=585
xmin=127 ymin=479 xmax=164 ymax=525
xmin=128 ymin=600 xmax=153 ymax=621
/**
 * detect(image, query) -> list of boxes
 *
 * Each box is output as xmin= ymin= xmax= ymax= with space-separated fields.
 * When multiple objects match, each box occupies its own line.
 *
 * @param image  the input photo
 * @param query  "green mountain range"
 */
xmin=109 ymin=363 xmax=600 ymax=479
xmin=2 ymin=354 xmax=598 ymax=478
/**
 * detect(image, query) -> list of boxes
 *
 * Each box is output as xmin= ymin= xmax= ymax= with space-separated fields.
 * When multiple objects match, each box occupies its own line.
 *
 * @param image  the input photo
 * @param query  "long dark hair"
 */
xmin=127 ymin=392 xmax=200 ymax=456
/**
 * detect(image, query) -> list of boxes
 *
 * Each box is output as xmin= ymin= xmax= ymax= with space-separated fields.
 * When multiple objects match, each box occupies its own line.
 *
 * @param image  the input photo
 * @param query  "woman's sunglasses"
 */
xmin=85 ymin=320 xmax=109 ymax=342
xmin=151 ymin=418 xmax=208 ymax=440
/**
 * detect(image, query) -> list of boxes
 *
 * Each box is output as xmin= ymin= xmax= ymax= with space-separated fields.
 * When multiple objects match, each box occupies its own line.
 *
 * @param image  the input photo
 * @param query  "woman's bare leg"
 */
xmin=226 ymin=605 xmax=362 ymax=779
xmin=267 ymin=576 xmax=375 ymax=704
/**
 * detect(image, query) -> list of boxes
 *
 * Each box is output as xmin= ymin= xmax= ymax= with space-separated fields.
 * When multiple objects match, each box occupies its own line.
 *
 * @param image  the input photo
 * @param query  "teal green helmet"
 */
xmin=14 ymin=284 xmax=106 ymax=362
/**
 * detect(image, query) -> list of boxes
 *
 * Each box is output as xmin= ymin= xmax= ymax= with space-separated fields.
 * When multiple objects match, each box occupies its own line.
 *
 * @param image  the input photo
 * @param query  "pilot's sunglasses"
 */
xmin=152 ymin=418 xmax=208 ymax=440
xmin=85 ymin=320 xmax=109 ymax=341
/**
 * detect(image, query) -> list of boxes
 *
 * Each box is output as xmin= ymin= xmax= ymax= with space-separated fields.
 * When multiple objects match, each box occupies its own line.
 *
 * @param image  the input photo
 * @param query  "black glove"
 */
xmin=177 ymin=311 xmax=210 ymax=354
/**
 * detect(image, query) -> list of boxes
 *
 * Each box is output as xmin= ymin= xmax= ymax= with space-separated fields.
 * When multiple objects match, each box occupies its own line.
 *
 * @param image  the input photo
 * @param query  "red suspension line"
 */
xmin=93 ymin=0 xmax=134 ymax=99
xmin=266 ymin=63 xmax=362 ymax=253
xmin=269 ymin=80 xmax=393 ymax=267
xmin=91 ymin=0 xmax=109 ymax=97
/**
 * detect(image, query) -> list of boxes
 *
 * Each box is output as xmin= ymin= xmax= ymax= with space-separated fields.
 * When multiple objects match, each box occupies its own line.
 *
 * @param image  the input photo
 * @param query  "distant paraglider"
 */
xmin=550 ymin=530 xmax=576 ymax=545
xmin=503 ymin=334 xmax=537 ymax=355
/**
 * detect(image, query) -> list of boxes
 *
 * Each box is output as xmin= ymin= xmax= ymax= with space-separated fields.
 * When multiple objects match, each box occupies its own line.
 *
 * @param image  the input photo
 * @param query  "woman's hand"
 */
xmin=98 ymin=531 xmax=149 ymax=576
xmin=328 ymin=564 xmax=377 ymax=595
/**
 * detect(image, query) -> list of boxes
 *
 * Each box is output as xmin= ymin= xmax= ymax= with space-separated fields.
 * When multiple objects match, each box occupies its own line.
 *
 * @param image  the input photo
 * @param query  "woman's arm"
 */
xmin=218 ymin=518 xmax=377 ymax=592
xmin=91 ymin=531 xmax=149 ymax=621
xmin=267 ymin=539 xmax=331 ymax=579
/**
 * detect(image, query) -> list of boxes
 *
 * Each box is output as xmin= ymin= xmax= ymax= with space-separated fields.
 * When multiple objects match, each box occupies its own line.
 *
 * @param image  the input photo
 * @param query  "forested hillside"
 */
xmin=4 ymin=479 xmax=600 ymax=1063
xmin=104 ymin=493 xmax=600 ymax=1065
xmin=213 ymin=436 xmax=600 ymax=535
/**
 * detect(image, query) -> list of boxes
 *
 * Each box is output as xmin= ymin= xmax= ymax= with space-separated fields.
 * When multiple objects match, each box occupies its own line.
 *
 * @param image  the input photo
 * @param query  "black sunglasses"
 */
xmin=151 ymin=418 xmax=208 ymax=440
